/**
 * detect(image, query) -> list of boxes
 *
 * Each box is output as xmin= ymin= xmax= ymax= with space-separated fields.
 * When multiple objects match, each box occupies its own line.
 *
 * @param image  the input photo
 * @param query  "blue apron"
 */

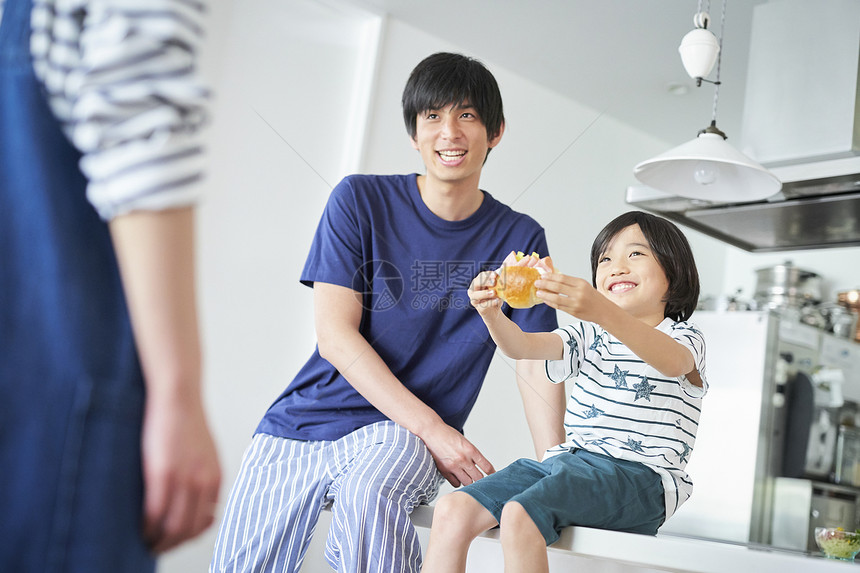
xmin=0 ymin=0 xmax=154 ymax=570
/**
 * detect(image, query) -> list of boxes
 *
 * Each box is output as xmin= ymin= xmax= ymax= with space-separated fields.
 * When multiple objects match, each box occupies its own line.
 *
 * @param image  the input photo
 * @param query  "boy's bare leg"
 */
xmin=499 ymin=501 xmax=548 ymax=573
xmin=421 ymin=492 xmax=499 ymax=573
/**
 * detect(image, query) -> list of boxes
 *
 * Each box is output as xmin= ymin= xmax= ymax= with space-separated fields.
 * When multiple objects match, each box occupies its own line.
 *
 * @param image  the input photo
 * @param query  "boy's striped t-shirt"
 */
xmin=544 ymin=317 xmax=707 ymax=519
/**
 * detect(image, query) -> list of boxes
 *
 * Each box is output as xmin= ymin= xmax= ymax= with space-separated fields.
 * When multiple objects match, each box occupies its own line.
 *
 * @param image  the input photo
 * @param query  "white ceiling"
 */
xmin=346 ymin=0 xmax=770 ymax=147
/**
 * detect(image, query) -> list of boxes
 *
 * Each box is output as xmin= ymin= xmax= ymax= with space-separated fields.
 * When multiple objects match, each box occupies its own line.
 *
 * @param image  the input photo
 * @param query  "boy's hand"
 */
xmin=535 ymin=273 xmax=608 ymax=322
xmin=468 ymin=270 xmax=503 ymax=317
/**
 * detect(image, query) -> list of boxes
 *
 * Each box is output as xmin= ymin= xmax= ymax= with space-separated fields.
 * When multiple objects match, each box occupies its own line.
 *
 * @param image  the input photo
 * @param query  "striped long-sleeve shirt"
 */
xmin=2 ymin=0 xmax=209 ymax=219
xmin=544 ymin=317 xmax=708 ymax=520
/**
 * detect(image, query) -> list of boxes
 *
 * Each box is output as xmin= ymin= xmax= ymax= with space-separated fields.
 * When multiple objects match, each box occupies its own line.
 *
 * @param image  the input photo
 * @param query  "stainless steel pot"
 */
xmin=754 ymin=261 xmax=822 ymax=309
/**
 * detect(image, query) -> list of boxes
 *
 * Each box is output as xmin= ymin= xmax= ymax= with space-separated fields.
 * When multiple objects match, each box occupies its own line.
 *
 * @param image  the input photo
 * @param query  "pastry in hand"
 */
xmin=493 ymin=251 xmax=554 ymax=309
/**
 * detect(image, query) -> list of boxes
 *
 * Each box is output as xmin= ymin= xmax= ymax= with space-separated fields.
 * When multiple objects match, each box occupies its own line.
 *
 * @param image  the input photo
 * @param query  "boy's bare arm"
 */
xmin=536 ymin=274 xmax=700 ymax=383
xmin=599 ymin=306 xmax=699 ymax=383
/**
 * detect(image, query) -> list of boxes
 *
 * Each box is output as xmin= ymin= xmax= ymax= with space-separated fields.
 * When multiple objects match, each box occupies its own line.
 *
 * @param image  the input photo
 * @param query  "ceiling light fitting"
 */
xmin=678 ymin=11 xmax=720 ymax=86
xmin=633 ymin=0 xmax=782 ymax=203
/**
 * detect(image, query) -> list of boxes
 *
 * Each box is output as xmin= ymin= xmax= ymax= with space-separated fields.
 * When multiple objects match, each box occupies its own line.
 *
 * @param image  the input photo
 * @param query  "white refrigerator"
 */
xmin=659 ymin=310 xmax=780 ymax=544
xmin=661 ymin=310 xmax=860 ymax=547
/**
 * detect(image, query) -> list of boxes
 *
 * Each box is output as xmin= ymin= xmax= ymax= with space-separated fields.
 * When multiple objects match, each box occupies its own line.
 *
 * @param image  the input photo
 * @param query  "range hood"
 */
xmin=628 ymin=0 xmax=860 ymax=252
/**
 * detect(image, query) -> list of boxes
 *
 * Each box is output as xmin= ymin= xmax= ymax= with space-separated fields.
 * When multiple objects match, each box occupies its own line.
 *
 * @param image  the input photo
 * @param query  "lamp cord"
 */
xmin=711 ymin=0 xmax=727 ymax=125
xmin=697 ymin=0 xmax=711 ymax=22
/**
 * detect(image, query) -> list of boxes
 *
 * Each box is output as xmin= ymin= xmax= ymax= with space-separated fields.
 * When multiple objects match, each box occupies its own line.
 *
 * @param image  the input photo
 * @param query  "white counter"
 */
xmin=409 ymin=505 xmax=855 ymax=573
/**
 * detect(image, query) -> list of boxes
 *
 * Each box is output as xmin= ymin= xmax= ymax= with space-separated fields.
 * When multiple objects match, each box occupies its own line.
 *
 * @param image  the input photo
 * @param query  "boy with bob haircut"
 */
xmin=423 ymin=211 xmax=707 ymax=573
xmin=210 ymin=53 xmax=558 ymax=573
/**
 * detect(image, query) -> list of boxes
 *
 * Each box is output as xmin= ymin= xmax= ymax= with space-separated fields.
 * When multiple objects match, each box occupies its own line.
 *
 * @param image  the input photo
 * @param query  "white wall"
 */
xmin=160 ymin=0 xmax=381 ymax=570
xmin=161 ymin=1 xmax=856 ymax=571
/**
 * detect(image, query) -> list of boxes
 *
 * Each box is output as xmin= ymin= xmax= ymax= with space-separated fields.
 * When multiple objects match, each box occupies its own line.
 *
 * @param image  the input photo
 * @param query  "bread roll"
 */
xmin=494 ymin=265 xmax=543 ymax=309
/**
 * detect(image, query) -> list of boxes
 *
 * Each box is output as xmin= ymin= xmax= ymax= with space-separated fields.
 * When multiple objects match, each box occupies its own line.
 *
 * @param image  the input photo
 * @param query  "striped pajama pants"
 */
xmin=210 ymin=421 xmax=443 ymax=573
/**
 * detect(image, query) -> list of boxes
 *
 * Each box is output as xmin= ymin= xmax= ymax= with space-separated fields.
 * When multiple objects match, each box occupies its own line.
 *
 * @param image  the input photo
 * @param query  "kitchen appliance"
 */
xmin=627 ymin=0 xmax=860 ymax=252
xmin=741 ymin=0 xmax=860 ymax=167
xmin=659 ymin=311 xmax=780 ymax=544
xmin=753 ymin=262 xmax=822 ymax=310
xmin=660 ymin=310 xmax=860 ymax=552
xmin=835 ymin=425 xmax=860 ymax=487
xmin=780 ymin=370 xmax=814 ymax=479
xmin=798 ymin=369 xmax=844 ymax=481
xmin=771 ymin=478 xmax=860 ymax=552
xmin=767 ymin=327 xmax=860 ymax=553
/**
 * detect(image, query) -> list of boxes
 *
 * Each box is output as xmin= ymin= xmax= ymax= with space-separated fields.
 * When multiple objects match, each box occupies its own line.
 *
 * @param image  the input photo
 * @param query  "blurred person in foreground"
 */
xmin=0 ymin=0 xmax=220 ymax=571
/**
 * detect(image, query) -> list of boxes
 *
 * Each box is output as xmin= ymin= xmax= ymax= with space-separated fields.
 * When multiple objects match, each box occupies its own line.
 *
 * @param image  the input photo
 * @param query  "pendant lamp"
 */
xmin=633 ymin=0 xmax=781 ymax=203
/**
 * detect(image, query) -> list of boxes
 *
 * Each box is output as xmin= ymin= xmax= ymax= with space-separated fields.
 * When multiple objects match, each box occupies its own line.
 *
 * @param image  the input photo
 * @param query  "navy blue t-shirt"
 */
xmin=256 ymin=174 xmax=558 ymax=441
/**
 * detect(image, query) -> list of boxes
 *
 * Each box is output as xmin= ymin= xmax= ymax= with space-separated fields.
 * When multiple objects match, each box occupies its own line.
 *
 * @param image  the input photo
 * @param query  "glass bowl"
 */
xmin=815 ymin=527 xmax=860 ymax=561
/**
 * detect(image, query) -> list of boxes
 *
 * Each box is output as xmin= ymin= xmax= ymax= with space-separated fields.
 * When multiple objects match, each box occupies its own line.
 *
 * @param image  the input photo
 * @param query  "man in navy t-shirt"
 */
xmin=210 ymin=52 xmax=560 ymax=573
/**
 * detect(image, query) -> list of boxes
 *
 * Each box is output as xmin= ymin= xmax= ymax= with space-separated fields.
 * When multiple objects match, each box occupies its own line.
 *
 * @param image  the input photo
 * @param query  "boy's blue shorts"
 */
xmin=460 ymin=449 xmax=665 ymax=545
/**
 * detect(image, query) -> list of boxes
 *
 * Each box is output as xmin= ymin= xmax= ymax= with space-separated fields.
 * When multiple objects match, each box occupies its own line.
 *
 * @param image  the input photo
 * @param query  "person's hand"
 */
xmin=535 ymin=273 xmax=609 ymax=323
xmin=467 ymin=270 xmax=502 ymax=318
xmin=141 ymin=390 xmax=221 ymax=553
xmin=107 ymin=208 xmax=220 ymax=552
xmin=419 ymin=421 xmax=495 ymax=487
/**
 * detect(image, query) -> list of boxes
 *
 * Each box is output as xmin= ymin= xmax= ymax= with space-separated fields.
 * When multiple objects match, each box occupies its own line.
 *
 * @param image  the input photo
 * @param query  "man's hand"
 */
xmin=418 ymin=421 xmax=495 ymax=487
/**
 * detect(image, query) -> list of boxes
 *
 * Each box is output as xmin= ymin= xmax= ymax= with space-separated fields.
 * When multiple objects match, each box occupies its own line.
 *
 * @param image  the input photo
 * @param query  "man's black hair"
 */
xmin=402 ymin=52 xmax=504 ymax=144
xmin=590 ymin=211 xmax=700 ymax=322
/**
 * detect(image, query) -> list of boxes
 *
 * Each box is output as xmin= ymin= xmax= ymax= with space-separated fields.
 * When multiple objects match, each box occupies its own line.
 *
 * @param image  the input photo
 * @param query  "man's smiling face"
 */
xmin=411 ymin=102 xmax=501 ymax=191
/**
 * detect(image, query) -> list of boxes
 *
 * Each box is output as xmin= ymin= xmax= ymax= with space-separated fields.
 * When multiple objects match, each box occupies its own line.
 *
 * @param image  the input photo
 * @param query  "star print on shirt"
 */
xmin=583 ymin=405 xmax=603 ymax=419
xmin=566 ymin=337 xmax=578 ymax=356
xmin=610 ymin=365 xmax=629 ymax=389
xmin=679 ymin=442 xmax=692 ymax=463
xmin=633 ymin=377 xmax=656 ymax=401
xmin=626 ymin=437 xmax=644 ymax=452
xmin=589 ymin=335 xmax=605 ymax=353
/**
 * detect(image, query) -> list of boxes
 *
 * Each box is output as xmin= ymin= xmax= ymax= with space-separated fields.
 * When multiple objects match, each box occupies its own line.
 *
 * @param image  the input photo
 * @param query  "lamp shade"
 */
xmin=633 ymin=132 xmax=782 ymax=202
xmin=678 ymin=28 xmax=720 ymax=79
